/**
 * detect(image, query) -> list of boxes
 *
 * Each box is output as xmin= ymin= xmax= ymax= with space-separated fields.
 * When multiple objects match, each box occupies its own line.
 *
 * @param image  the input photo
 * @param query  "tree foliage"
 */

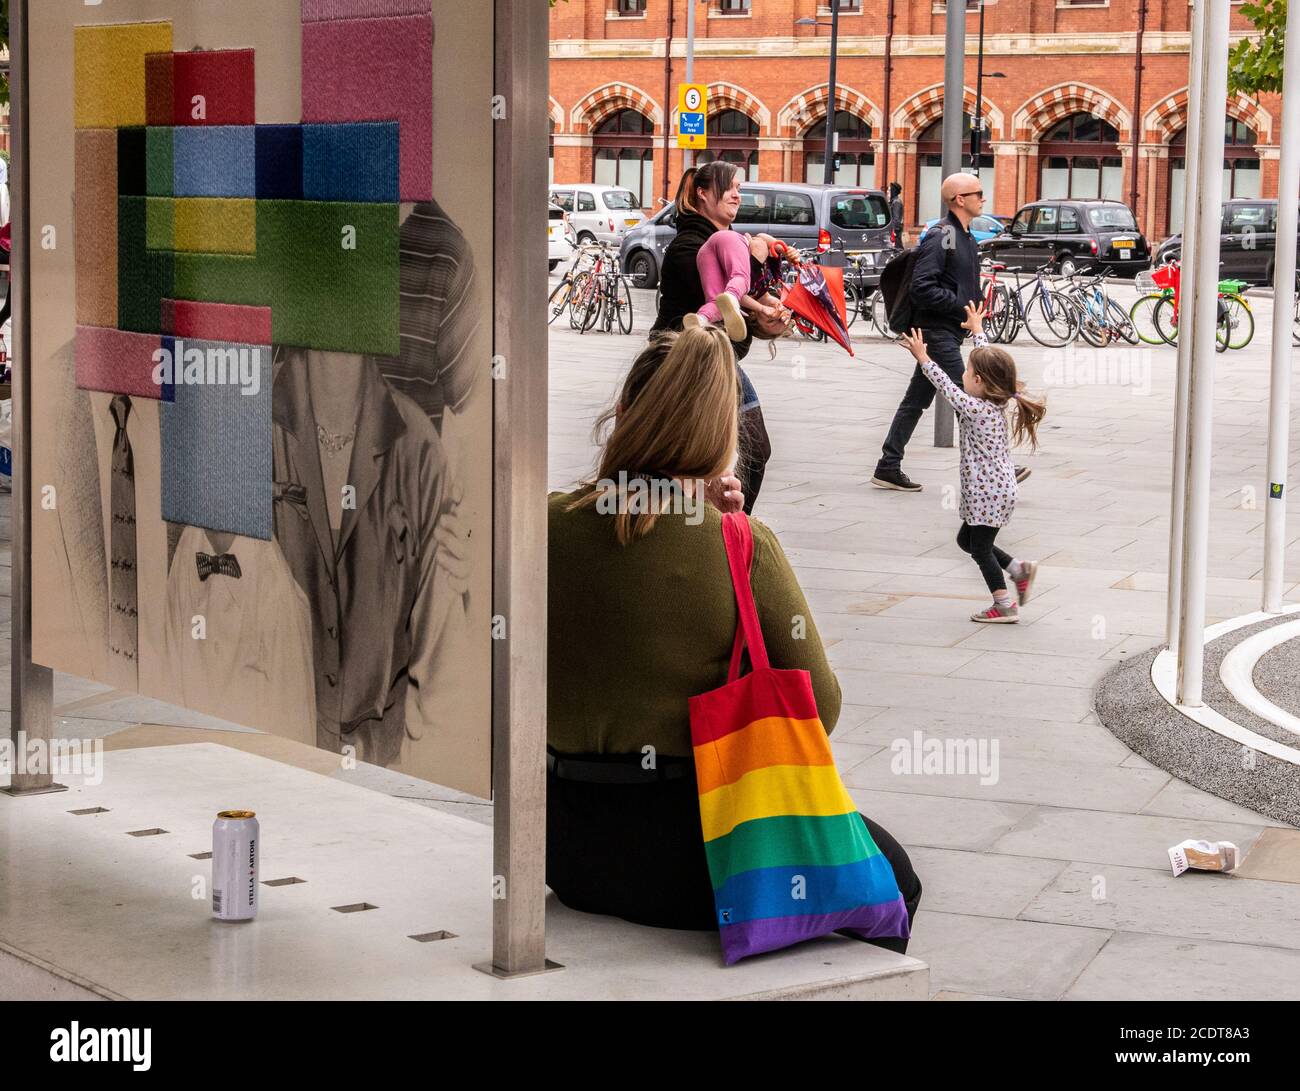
xmin=1229 ymin=1 xmax=1288 ymax=95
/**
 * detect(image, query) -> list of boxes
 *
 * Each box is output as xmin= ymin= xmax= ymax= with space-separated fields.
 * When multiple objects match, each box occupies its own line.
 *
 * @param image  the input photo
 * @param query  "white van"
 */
xmin=548 ymin=184 xmax=645 ymax=246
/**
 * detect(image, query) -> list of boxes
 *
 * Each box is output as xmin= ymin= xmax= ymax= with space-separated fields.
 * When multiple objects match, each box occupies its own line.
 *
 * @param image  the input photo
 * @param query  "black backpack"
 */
xmin=878 ymin=237 xmax=954 ymax=334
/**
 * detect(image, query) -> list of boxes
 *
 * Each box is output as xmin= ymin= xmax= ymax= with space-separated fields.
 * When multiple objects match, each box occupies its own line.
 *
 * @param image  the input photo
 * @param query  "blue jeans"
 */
xmin=875 ymin=327 xmax=964 ymax=474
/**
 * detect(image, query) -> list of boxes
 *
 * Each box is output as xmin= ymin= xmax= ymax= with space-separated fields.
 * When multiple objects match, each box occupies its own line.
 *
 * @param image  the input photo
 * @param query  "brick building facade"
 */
xmin=549 ymin=0 xmax=1279 ymax=243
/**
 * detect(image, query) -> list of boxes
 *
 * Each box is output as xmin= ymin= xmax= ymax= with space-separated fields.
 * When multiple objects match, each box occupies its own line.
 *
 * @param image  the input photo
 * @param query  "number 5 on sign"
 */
xmin=678 ymin=83 xmax=708 ymax=150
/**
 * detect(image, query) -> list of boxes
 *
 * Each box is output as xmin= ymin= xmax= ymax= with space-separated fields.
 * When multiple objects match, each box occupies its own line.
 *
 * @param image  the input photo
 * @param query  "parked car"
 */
xmin=1154 ymin=198 xmax=1300 ymax=287
xmin=548 ymin=199 xmax=576 ymax=271
xmin=548 ymin=183 xmax=646 ymax=247
xmin=980 ymin=199 xmax=1151 ymax=277
xmin=918 ymin=213 xmax=1010 ymax=245
xmin=618 ymin=181 xmax=898 ymax=290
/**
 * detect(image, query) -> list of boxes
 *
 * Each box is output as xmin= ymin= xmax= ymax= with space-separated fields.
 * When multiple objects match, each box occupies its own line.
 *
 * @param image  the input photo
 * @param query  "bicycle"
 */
xmin=1058 ymin=268 xmax=1139 ymax=346
xmin=570 ymin=247 xmax=634 ymax=336
xmin=990 ymin=265 xmax=1080 ymax=347
xmin=546 ymin=243 xmax=601 ymax=326
xmin=1130 ymin=259 xmax=1253 ymax=352
xmin=841 ymin=251 xmax=894 ymax=338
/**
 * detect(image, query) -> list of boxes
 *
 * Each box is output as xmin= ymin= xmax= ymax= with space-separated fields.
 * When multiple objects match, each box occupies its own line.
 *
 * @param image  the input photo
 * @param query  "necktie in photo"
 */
xmin=195 ymin=552 xmax=243 ymax=581
xmin=109 ymin=394 xmax=138 ymax=667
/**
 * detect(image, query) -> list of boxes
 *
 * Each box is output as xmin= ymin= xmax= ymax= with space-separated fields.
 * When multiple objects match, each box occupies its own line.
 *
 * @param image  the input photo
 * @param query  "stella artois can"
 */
xmin=212 ymin=810 xmax=259 ymax=921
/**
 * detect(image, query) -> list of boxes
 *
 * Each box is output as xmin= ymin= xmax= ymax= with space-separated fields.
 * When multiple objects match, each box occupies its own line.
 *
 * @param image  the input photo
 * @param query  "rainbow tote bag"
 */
xmin=687 ymin=512 xmax=910 ymax=965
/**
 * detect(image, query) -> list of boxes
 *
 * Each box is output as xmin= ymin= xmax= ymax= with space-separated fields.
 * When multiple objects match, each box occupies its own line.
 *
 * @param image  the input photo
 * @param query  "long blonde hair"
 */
xmin=969 ymin=344 xmax=1047 ymax=451
xmin=571 ymin=326 xmax=739 ymax=543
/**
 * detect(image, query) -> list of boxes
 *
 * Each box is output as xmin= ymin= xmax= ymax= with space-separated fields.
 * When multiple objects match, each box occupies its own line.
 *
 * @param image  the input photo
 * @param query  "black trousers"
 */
xmin=545 ymin=762 xmax=923 ymax=954
xmin=876 ymin=326 xmax=964 ymax=474
xmin=737 ymin=405 xmax=772 ymax=515
xmin=958 ymin=521 xmax=1014 ymax=593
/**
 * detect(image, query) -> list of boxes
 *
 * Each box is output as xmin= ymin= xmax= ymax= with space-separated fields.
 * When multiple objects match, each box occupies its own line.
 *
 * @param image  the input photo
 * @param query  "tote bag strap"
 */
xmin=723 ymin=512 xmax=771 ymax=682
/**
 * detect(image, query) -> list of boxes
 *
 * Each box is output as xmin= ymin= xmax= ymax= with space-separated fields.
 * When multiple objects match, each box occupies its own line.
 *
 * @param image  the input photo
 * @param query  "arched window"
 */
xmin=1039 ymin=112 xmax=1123 ymax=201
xmin=804 ymin=112 xmax=874 ymax=186
xmin=1168 ymin=118 xmax=1260 ymax=235
xmin=593 ymin=108 xmax=654 ymax=207
xmin=696 ymin=109 xmax=759 ymax=181
xmin=915 ymin=116 xmax=995 ymax=226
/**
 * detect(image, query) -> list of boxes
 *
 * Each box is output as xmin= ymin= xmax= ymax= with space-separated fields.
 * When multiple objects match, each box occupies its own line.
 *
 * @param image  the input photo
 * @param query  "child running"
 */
xmin=682 ymin=230 xmax=788 ymax=343
xmin=899 ymin=303 xmax=1046 ymax=623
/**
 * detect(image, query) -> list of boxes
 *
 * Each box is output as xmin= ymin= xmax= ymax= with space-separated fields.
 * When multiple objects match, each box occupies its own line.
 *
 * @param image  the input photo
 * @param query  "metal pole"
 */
xmin=936 ymin=0 xmax=966 ymax=449
xmin=972 ymin=0 xmax=985 ymax=172
xmin=823 ymin=4 xmax=841 ymax=185
xmin=1165 ymin=0 xmax=1205 ymax=654
xmin=1176 ymin=0 xmax=1230 ymax=707
xmin=882 ymin=0 xmax=895 ymax=195
xmin=1261 ymin=0 xmax=1300 ymax=614
xmin=683 ymin=0 xmax=696 ymax=171
xmin=3 ymin=0 xmax=63 ymax=798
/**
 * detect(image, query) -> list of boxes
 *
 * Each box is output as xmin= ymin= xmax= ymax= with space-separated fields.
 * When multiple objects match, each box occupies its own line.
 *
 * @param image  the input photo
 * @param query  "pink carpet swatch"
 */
xmin=302 ymin=0 xmax=431 ymax=19
xmin=161 ymin=300 xmax=273 ymax=345
xmin=75 ymin=325 xmax=166 ymax=399
xmin=301 ymin=14 xmax=432 ymax=201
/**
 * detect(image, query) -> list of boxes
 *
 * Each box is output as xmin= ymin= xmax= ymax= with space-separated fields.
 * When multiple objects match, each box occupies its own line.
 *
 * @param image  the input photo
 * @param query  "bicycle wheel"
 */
xmin=1129 ymin=293 xmax=1167 ymax=345
xmin=983 ymin=284 xmax=1011 ymax=343
xmin=1221 ymin=293 xmax=1254 ymax=350
xmin=614 ymin=276 xmax=634 ymax=335
xmin=1074 ymin=297 xmax=1108 ymax=348
xmin=601 ymin=285 xmax=615 ymax=333
xmin=1107 ymin=297 xmax=1140 ymax=344
xmin=1153 ymin=295 xmax=1180 ymax=345
xmin=871 ymin=290 xmax=892 ymax=337
xmin=843 ymin=283 xmax=860 ymax=329
xmin=546 ymin=279 xmax=572 ymax=326
xmin=793 ymin=315 xmax=824 ymax=342
xmin=568 ymin=273 xmax=595 ymax=330
xmin=574 ymin=281 xmax=603 ymax=333
xmin=1024 ymin=289 xmax=1078 ymax=348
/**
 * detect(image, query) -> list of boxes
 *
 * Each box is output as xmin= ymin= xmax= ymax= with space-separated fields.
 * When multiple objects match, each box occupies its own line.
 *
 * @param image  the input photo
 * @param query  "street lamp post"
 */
xmin=795 ymin=8 xmax=843 ymax=184
xmin=970 ymin=1 xmax=1006 ymax=178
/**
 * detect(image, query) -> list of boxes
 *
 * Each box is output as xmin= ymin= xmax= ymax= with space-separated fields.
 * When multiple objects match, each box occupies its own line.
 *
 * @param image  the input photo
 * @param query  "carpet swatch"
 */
xmin=117 ymin=126 xmax=147 ymax=197
xmin=301 ymin=14 xmax=433 ymax=201
xmin=255 ymin=125 xmax=305 ymax=200
xmin=303 ymin=122 xmax=400 ymax=203
xmin=74 ymin=22 xmax=174 ymax=129
xmin=146 ymin=196 xmax=176 ymax=251
xmin=146 ymin=126 xmax=174 ymax=196
xmin=172 ymin=49 xmax=256 ymax=126
xmin=75 ymin=129 xmax=120 ymax=328
xmin=159 ymin=338 xmax=273 ymax=540
xmin=161 ymin=300 xmax=273 ymax=344
xmin=75 ymin=324 xmax=166 ymax=399
xmin=118 ymin=196 xmax=176 ymax=334
xmin=302 ymin=0 xmax=432 ymax=20
xmin=173 ymin=198 xmax=257 ymax=254
xmin=174 ymin=126 xmax=256 ymax=197
xmin=145 ymin=52 xmax=175 ymax=128
xmin=171 ymin=199 xmax=399 ymax=355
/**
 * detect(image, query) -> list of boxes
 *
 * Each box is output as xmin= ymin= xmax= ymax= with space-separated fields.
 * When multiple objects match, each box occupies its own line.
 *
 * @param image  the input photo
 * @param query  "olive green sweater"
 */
xmin=547 ymin=489 xmax=842 ymax=758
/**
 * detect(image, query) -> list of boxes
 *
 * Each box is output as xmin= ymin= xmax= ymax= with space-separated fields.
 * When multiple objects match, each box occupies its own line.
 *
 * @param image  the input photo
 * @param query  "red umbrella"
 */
xmin=780 ymin=261 xmax=854 ymax=356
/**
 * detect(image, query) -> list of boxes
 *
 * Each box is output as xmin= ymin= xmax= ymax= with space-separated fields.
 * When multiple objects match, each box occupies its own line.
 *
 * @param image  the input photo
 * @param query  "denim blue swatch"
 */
xmin=302 ymin=122 xmax=400 ymax=203
xmin=173 ymin=126 xmax=256 ymax=197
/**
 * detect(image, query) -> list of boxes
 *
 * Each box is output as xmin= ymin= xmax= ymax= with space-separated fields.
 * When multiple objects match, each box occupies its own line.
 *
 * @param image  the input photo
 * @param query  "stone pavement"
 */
xmin=549 ymin=280 xmax=1300 ymax=1001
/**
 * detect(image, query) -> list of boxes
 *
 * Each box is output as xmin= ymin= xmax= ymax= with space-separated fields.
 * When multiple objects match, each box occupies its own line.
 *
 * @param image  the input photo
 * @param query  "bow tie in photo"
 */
xmin=196 ymin=552 xmax=243 ymax=582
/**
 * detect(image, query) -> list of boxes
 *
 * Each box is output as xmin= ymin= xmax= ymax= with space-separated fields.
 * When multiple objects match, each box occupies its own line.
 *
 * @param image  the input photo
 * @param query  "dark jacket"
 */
xmin=910 ymin=210 xmax=982 ymax=334
xmin=651 ymin=210 xmax=757 ymax=360
xmin=889 ymin=195 xmax=904 ymax=244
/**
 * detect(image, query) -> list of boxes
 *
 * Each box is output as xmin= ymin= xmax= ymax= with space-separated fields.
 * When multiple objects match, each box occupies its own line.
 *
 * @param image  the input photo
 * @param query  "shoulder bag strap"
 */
xmin=723 ymin=512 xmax=770 ymax=682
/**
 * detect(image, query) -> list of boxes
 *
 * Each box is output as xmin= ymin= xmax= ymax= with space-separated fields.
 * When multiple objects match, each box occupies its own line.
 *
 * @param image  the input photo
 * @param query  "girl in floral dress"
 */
xmin=899 ymin=303 xmax=1046 ymax=623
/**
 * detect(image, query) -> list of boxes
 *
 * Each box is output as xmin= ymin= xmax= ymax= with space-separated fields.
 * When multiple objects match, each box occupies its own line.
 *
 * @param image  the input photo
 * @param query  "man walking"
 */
xmin=888 ymin=181 xmax=904 ymax=248
xmin=871 ymin=172 xmax=1018 ymax=492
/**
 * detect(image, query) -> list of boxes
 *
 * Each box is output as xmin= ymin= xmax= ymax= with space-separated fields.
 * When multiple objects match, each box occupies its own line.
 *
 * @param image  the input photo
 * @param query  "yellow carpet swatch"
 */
xmin=74 ymin=22 xmax=173 ymax=129
xmin=174 ymin=198 xmax=257 ymax=254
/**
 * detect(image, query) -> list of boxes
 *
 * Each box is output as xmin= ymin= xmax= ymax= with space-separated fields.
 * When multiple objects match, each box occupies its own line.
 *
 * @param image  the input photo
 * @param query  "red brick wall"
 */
xmin=549 ymin=0 xmax=1281 ymax=241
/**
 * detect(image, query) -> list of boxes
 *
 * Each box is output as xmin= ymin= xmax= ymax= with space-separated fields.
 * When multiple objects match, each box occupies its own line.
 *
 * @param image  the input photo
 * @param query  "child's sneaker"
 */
xmin=1011 ymin=560 xmax=1038 ymax=606
xmin=715 ymin=291 xmax=748 ymax=342
xmin=682 ymin=312 xmax=707 ymax=331
xmin=971 ymin=601 xmax=1019 ymax=624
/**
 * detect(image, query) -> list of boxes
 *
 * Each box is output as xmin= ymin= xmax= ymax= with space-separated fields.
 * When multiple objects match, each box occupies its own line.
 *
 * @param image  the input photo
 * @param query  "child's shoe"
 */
xmin=971 ymin=600 xmax=1019 ymax=624
xmin=715 ymin=292 xmax=748 ymax=342
xmin=682 ymin=312 xmax=707 ymax=331
xmin=1010 ymin=560 xmax=1038 ymax=606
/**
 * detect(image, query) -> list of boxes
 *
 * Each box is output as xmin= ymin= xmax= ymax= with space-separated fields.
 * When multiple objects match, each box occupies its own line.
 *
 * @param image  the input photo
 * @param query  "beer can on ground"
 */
xmin=212 ymin=810 xmax=259 ymax=921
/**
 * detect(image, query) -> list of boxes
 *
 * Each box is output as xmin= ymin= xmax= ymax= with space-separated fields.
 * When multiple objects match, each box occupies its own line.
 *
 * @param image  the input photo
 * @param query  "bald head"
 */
xmin=940 ymin=172 xmax=981 ymax=204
